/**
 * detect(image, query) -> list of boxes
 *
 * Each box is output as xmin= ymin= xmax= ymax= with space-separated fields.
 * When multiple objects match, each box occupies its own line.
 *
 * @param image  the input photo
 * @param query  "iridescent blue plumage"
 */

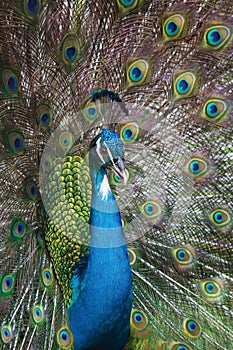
xmin=68 ymin=130 xmax=132 ymax=350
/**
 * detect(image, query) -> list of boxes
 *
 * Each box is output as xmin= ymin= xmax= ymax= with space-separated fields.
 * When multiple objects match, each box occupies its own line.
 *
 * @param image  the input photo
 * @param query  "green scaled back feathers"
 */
xmin=42 ymin=155 xmax=91 ymax=307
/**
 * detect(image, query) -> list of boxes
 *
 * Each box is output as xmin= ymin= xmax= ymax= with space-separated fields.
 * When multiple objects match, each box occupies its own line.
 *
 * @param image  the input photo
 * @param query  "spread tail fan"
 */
xmin=1 ymin=1 xmax=232 ymax=349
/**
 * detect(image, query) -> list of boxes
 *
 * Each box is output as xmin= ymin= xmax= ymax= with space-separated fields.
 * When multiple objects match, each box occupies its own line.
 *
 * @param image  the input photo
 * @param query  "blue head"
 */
xmin=89 ymin=129 xmax=127 ymax=185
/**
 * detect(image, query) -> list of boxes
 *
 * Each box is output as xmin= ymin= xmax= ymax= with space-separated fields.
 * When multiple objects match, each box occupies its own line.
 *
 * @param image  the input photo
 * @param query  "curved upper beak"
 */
xmin=110 ymin=157 xmax=127 ymax=185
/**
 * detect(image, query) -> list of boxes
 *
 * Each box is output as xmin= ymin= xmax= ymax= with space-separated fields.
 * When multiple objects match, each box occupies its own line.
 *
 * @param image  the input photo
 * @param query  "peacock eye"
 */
xmin=87 ymin=107 xmax=97 ymax=119
xmin=201 ymin=97 xmax=230 ymax=123
xmin=24 ymin=0 xmax=41 ymax=18
xmin=203 ymin=25 xmax=232 ymax=50
xmin=120 ymin=122 xmax=140 ymax=143
xmin=36 ymin=105 xmax=52 ymax=128
xmin=59 ymin=132 xmax=74 ymax=151
xmin=2 ymin=69 xmax=20 ymax=96
xmin=31 ymin=305 xmax=44 ymax=325
xmin=163 ymin=14 xmax=186 ymax=40
xmin=128 ymin=249 xmax=137 ymax=265
xmin=57 ymin=327 xmax=74 ymax=348
xmin=173 ymin=70 xmax=198 ymax=99
xmin=131 ymin=309 xmax=148 ymax=330
xmin=11 ymin=218 xmax=27 ymax=240
xmin=61 ymin=36 xmax=81 ymax=66
xmin=24 ymin=179 xmax=38 ymax=201
xmin=140 ymin=198 xmax=164 ymax=225
xmin=126 ymin=59 xmax=150 ymax=86
xmin=82 ymin=100 xmax=99 ymax=122
xmin=198 ymin=278 xmax=224 ymax=301
xmin=41 ymin=268 xmax=53 ymax=287
xmin=183 ymin=318 xmax=201 ymax=338
xmin=117 ymin=0 xmax=140 ymax=12
xmin=1 ymin=274 xmax=15 ymax=295
xmin=101 ymin=146 xmax=109 ymax=157
xmin=172 ymin=246 xmax=195 ymax=268
xmin=185 ymin=154 xmax=212 ymax=181
xmin=209 ymin=207 xmax=232 ymax=229
xmin=1 ymin=325 xmax=13 ymax=344
xmin=8 ymin=132 xmax=25 ymax=155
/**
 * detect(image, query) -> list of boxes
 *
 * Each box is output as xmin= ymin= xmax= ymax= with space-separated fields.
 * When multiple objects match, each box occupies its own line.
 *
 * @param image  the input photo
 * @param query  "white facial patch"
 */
xmin=96 ymin=137 xmax=106 ymax=164
xmin=99 ymin=174 xmax=111 ymax=200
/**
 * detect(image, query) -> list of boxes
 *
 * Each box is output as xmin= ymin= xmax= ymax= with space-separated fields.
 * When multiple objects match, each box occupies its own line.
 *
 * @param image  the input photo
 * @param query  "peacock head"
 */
xmin=89 ymin=128 xmax=127 ymax=184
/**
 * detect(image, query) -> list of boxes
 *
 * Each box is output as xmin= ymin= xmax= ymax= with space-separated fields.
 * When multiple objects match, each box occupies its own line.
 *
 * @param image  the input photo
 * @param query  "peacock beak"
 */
xmin=111 ymin=157 xmax=127 ymax=185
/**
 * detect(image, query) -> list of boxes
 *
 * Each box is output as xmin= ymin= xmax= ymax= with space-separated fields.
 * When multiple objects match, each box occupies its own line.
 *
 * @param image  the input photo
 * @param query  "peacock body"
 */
xmin=0 ymin=0 xmax=233 ymax=350
xmin=67 ymin=129 xmax=132 ymax=350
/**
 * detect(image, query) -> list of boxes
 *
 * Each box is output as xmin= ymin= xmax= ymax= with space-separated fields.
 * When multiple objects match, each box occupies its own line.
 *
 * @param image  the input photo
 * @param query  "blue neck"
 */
xmin=68 ymin=152 xmax=132 ymax=350
xmin=90 ymin=162 xmax=126 ymax=248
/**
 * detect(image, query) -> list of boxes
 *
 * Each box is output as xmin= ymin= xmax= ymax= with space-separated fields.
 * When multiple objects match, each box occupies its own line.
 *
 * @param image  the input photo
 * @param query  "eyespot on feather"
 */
xmin=37 ymin=229 xmax=45 ymax=247
xmin=2 ymin=69 xmax=20 ymax=97
xmin=140 ymin=198 xmax=164 ymax=225
xmin=173 ymin=71 xmax=198 ymax=99
xmin=120 ymin=122 xmax=140 ymax=143
xmin=23 ymin=0 xmax=41 ymax=18
xmin=163 ymin=14 xmax=186 ymax=40
xmin=130 ymin=309 xmax=151 ymax=338
xmin=1 ymin=274 xmax=15 ymax=296
xmin=58 ymin=132 xmax=74 ymax=152
xmin=0 ymin=325 xmax=13 ymax=344
xmin=10 ymin=218 xmax=27 ymax=240
xmin=203 ymin=25 xmax=232 ymax=50
xmin=198 ymin=278 xmax=224 ymax=301
xmin=185 ymin=154 xmax=212 ymax=181
xmin=41 ymin=155 xmax=53 ymax=174
xmin=126 ymin=59 xmax=150 ymax=86
xmin=41 ymin=268 xmax=53 ymax=287
xmin=117 ymin=0 xmax=140 ymax=12
xmin=82 ymin=100 xmax=99 ymax=122
xmin=61 ymin=35 xmax=81 ymax=66
xmin=36 ymin=105 xmax=52 ymax=128
xmin=172 ymin=246 xmax=195 ymax=268
xmin=7 ymin=132 xmax=25 ymax=155
xmin=209 ymin=207 xmax=232 ymax=229
xmin=23 ymin=179 xmax=38 ymax=201
xmin=31 ymin=305 xmax=44 ymax=325
xmin=128 ymin=249 xmax=137 ymax=265
xmin=201 ymin=97 xmax=231 ymax=123
xmin=183 ymin=318 xmax=201 ymax=338
xmin=57 ymin=327 xmax=74 ymax=349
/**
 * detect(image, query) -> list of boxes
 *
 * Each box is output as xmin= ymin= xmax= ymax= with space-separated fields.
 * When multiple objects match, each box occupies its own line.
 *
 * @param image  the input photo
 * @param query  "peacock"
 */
xmin=0 ymin=0 xmax=233 ymax=349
